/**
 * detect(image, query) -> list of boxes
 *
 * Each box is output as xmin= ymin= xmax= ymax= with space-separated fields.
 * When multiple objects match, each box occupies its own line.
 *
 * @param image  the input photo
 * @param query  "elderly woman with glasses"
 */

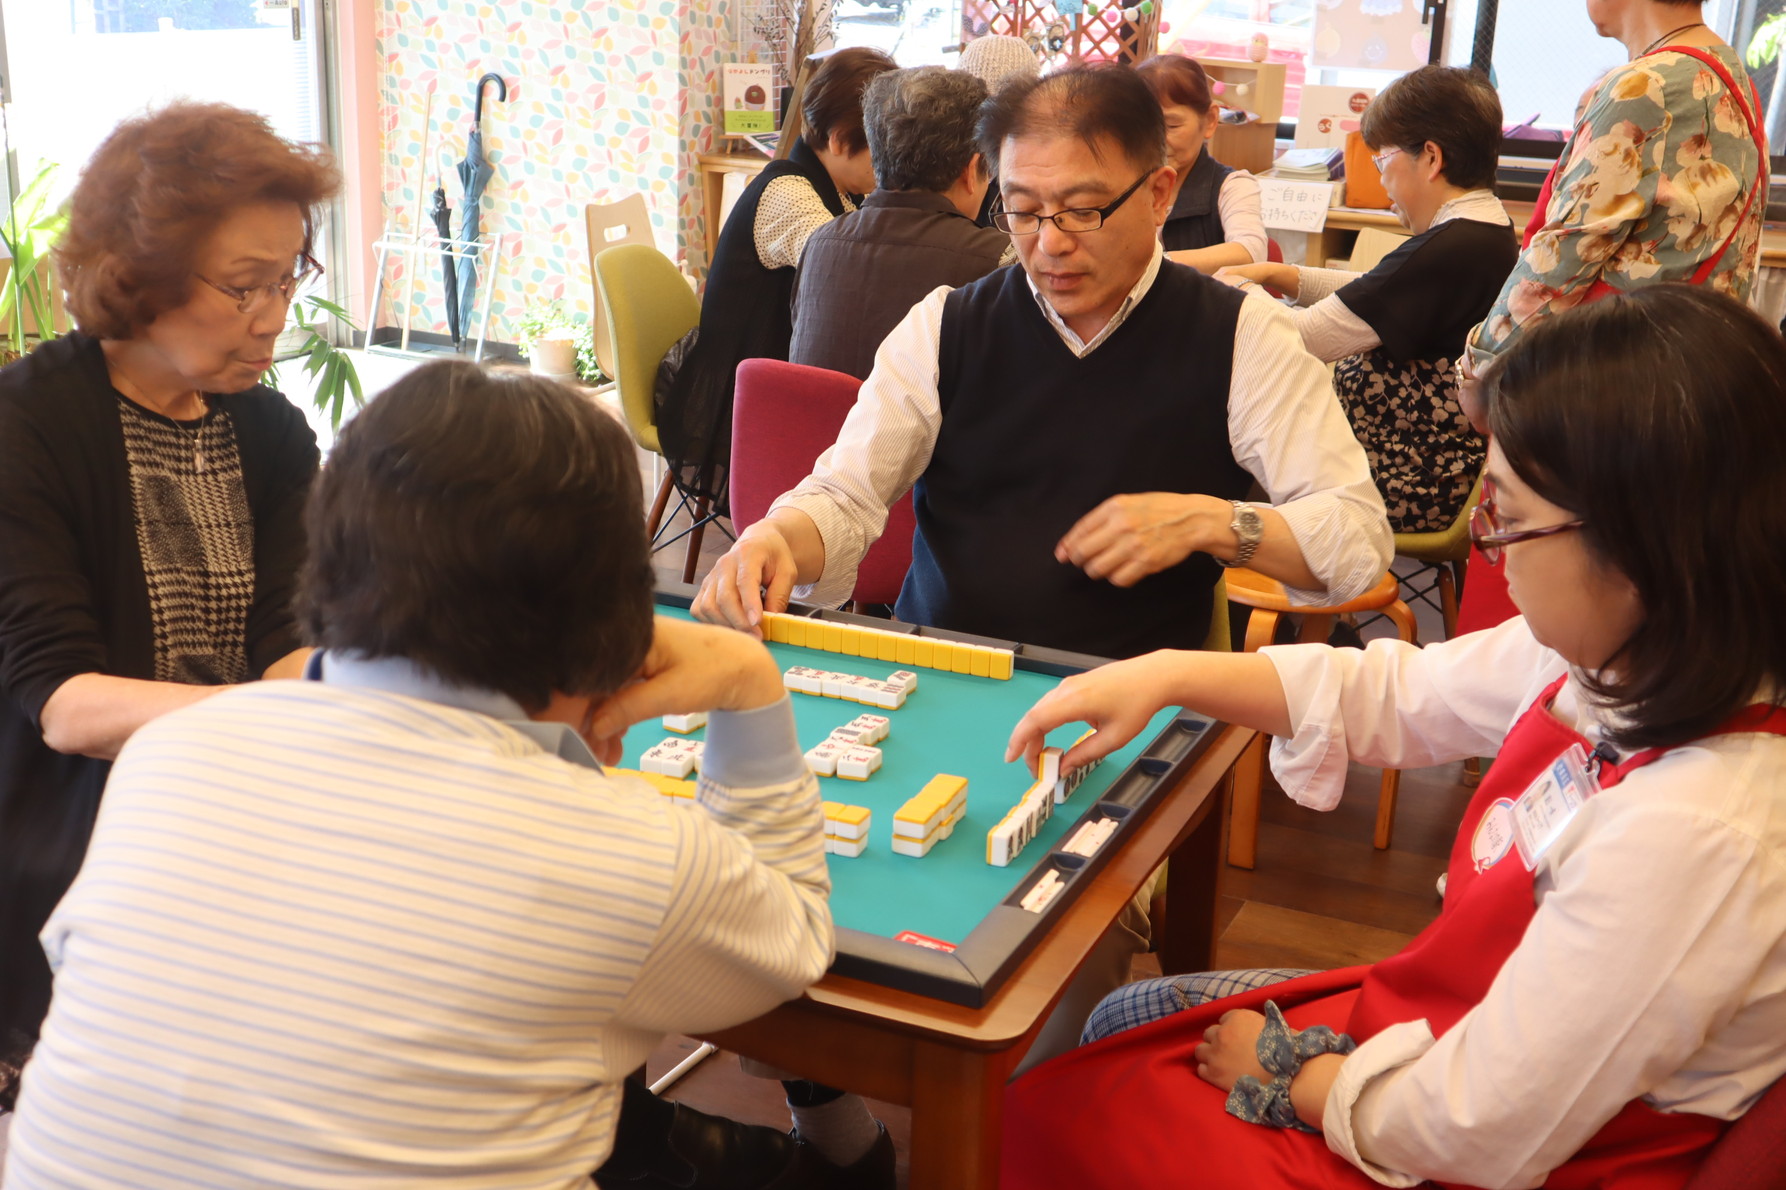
xmin=996 ymin=283 xmax=1786 ymax=1190
xmin=1218 ymin=66 xmax=1517 ymax=533
xmin=0 ymin=101 xmax=336 ymax=1101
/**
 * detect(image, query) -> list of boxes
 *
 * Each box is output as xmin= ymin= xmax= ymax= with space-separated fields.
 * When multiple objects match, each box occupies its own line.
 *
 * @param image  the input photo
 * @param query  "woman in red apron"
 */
xmin=999 ymin=285 xmax=1786 ymax=1189
xmin=1454 ymin=2 xmax=1767 ymax=634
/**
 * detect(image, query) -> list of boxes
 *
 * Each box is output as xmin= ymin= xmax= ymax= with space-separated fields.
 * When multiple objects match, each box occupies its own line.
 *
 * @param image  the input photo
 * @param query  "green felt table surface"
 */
xmin=623 ymin=609 xmax=1179 ymax=946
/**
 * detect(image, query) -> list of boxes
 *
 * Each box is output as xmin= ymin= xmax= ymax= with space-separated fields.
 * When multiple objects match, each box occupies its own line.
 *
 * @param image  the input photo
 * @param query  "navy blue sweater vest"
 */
xmin=895 ymin=262 xmax=1250 ymax=659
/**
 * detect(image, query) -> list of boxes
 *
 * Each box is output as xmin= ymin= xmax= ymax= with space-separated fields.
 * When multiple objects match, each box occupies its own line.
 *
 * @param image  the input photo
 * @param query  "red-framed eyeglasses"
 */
xmin=1468 ymin=479 xmax=1586 ymax=565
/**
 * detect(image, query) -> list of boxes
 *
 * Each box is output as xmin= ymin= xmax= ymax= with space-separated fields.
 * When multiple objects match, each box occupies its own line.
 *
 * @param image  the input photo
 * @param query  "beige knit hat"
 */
xmin=959 ymin=34 xmax=1041 ymax=89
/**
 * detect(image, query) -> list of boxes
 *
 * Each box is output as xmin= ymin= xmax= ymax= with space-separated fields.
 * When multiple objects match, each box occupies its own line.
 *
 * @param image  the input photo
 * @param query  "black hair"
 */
xmin=977 ymin=63 xmax=1167 ymax=179
xmin=1359 ymin=65 xmax=1502 ymax=191
xmin=1483 ymin=284 xmax=1786 ymax=750
xmin=301 ymin=362 xmax=654 ymax=710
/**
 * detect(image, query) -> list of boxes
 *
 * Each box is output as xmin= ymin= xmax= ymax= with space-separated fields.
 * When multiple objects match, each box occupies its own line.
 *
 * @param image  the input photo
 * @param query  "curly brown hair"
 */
xmin=56 ymin=102 xmax=340 ymax=340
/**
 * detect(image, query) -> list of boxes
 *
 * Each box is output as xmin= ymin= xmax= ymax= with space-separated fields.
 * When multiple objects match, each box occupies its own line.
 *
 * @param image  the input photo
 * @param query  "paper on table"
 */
xmin=1259 ymin=179 xmax=1336 ymax=233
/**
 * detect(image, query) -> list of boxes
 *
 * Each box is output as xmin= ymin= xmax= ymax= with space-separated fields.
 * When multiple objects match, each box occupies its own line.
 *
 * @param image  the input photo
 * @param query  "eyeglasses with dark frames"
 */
xmin=196 ymin=252 xmax=324 ymax=315
xmin=1468 ymin=478 xmax=1586 ymax=565
xmin=992 ymin=169 xmax=1157 ymax=235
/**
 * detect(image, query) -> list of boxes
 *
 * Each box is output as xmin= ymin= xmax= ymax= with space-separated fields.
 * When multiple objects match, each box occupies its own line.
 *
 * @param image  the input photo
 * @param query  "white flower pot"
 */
xmin=529 ymin=334 xmax=580 ymax=380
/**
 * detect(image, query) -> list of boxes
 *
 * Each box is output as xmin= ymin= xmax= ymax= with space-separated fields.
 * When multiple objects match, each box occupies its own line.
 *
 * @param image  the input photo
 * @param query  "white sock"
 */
xmin=788 ymin=1092 xmax=880 ymax=1166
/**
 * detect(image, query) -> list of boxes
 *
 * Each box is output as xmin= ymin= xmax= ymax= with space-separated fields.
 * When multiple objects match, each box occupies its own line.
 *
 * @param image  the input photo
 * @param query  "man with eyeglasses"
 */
xmin=696 ymin=64 xmax=1388 ymax=667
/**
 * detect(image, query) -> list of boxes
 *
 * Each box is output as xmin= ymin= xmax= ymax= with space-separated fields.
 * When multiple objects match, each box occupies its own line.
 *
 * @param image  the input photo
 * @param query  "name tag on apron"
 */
xmin=1511 ymin=743 xmax=1602 ymax=869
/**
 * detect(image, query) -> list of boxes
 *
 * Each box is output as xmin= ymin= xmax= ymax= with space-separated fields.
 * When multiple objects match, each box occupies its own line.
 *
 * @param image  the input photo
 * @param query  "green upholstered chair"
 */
xmin=593 ymin=242 xmax=709 ymax=581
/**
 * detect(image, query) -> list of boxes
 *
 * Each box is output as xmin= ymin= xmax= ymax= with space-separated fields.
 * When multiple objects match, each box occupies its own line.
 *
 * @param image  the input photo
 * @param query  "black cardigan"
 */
xmin=0 ymin=332 xmax=318 ymax=1058
xmin=658 ymin=139 xmax=847 ymax=501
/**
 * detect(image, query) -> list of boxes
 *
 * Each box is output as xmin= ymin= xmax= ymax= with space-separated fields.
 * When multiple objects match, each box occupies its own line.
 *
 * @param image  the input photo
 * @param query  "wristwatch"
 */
xmin=1219 ymin=500 xmax=1264 ymax=569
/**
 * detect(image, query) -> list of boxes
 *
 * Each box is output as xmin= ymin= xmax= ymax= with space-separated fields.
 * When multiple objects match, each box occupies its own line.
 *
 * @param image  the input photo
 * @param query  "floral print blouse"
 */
xmin=1479 ymin=45 xmax=1764 ymax=353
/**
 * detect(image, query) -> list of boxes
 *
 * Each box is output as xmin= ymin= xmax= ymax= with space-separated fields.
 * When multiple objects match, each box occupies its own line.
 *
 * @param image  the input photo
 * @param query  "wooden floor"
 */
xmin=643 ymin=505 xmax=1475 ymax=1188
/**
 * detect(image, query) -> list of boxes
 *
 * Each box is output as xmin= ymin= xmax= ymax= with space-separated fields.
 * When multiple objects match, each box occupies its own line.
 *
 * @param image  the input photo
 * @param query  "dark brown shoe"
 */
xmin=791 ymin=1122 xmax=895 ymax=1190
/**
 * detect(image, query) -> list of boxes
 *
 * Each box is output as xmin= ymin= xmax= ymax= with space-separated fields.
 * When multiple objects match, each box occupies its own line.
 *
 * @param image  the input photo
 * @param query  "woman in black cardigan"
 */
xmin=658 ymin=46 xmax=896 ymax=508
xmin=0 ymin=102 xmax=337 ymax=1099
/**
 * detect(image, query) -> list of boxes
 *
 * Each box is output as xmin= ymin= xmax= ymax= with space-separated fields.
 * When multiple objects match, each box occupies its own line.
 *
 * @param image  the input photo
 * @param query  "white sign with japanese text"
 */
xmin=1258 ymin=179 xmax=1335 ymax=233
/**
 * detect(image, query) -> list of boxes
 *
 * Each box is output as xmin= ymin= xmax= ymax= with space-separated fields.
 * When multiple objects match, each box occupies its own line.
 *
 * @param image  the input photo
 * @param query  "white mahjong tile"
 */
xmin=804 ymin=742 xmax=844 ymax=776
xmin=835 ymin=746 xmax=882 ymax=780
xmin=848 ymin=714 xmax=890 ymax=744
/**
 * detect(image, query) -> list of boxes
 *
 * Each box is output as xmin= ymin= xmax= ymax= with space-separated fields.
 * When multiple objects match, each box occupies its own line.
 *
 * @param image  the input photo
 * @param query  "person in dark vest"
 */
xmin=996 ymin=284 xmax=1786 ymax=1190
xmin=1217 ymin=66 xmax=1518 ymax=533
xmin=1135 ymin=53 xmax=1268 ymax=273
xmin=694 ymin=64 xmax=1388 ymax=666
xmin=789 ymin=66 xmax=1015 ymax=381
xmin=692 ymin=68 xmax=1389 ymax=1118
xmin=656 ymin=46 xmax=896 ymax=508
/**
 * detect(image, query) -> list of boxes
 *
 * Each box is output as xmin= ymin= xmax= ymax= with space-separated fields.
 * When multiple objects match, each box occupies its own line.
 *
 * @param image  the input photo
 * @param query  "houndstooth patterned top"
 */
xmin=116 ymin=398 xmax=254 ymax=685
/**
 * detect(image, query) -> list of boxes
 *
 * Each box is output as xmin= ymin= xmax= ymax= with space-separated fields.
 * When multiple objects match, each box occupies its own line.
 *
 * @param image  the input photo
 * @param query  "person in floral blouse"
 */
xmin=1456 ymin=0 xmax=1764 ymax=635
xmin=1474 ymin=0 xmax=1764 ymax=356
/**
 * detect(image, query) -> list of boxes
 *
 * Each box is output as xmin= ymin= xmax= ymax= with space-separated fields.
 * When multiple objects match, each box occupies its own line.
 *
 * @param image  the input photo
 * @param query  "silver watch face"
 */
xmin=1232 ymin=503 xmax=1264 ymax=544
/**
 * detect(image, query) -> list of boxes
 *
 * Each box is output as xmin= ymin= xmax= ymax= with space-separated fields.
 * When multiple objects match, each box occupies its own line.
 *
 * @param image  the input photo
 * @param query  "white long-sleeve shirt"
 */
xmin=6 ymin=656 xmax=833 ymax=1189
xmin=772 ymin=241 xmax=1392 ymax=612
xmin=1261 ymin=620 xmax=1786 ymax=1189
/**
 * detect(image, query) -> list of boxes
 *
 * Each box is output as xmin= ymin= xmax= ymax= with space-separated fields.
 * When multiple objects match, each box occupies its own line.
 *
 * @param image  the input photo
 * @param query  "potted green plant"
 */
xmin=0 ymin=161 xmax=69 ymax=362
xmin=269 ymin=293 xmax=365 ymax=431
xmin=515 ymin=298 xmax=602 ymax=384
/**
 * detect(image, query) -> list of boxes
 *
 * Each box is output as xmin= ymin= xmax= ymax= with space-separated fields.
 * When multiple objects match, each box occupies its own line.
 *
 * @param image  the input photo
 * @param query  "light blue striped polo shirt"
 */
xmin=6 ymin=657 xmax=831 ymax=1188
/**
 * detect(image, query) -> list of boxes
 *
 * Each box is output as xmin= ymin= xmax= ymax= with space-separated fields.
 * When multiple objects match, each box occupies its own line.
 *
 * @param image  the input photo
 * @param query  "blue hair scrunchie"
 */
xmin=1222 ymin=1001 xmax=1356 ymax=1134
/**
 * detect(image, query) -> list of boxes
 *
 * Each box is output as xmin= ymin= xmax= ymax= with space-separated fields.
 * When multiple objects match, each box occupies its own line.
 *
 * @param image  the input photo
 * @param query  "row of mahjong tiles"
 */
xmin=619 ymin=606 xmax=1183 ymax=945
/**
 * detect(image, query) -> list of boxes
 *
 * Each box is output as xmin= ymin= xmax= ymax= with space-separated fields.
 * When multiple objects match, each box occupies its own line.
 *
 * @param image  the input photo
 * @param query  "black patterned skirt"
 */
xmin=1334 ymin=349 xmax=1484 ymax=535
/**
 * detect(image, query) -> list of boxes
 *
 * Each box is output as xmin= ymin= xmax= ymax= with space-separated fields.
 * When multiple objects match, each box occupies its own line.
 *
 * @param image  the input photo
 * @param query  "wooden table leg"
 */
xmin=1157 ymin=773 xmax=1227 ymax=976
xmin=909 ymin=1042 xmax=1007 ymax=1190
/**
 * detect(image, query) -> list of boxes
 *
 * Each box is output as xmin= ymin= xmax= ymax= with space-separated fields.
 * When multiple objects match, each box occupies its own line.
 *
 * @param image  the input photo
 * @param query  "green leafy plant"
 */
xmin=269 ymin=294 xmax=365 ymax=430
xmin=515 ymin=298 xmax=603 ymax=384
xmin=1748 ymin=11 xmax=1786 ymax=69
xmin=0 ymin=161 xmax=69 ymax=361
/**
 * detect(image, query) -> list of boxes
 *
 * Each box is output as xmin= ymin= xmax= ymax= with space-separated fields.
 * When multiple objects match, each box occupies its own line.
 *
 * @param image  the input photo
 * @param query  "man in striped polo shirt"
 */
xmin=6 ymin=363 xmax=840 ymax=1189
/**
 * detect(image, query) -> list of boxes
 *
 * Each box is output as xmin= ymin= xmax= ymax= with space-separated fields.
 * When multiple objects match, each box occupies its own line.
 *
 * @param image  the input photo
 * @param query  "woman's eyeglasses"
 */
xmin=196 ymin=252 xmax=324 ymax=315
xmin=1468 ymin=479 xmax=1585 ymax=565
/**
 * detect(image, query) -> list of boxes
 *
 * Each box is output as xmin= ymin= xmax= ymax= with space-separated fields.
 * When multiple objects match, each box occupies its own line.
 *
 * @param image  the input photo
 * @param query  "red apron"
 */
xmin=1454 ymin=47 xmax=1767 ymax=636
xmin=1000 ymin=678 xmax=1786 ymax=1189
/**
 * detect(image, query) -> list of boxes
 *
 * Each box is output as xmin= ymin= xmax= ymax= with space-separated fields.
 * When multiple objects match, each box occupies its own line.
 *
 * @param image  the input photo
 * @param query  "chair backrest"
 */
xmin=1205 ymin=574 xmax=1231 ymax=653
xmin=584 ymin=196 xmax=656 ymax=381
xmin=593 ymin=243 xmax=700 ymax=457
xmin=1682 ymin=1075 xmax=1786 ymax=1190
xmin=731 ymin=358 xmax=916 ymax=606
xmin=1392 ymin=470 xmax=1483 ymax=562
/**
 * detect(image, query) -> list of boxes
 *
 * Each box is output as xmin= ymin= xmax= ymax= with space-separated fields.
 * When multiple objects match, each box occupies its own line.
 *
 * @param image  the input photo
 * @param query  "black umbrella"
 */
xmin=454 ymin=72 xmax=506 ymax=341
xmin=427 ymin=177 xmax=461 ymax=349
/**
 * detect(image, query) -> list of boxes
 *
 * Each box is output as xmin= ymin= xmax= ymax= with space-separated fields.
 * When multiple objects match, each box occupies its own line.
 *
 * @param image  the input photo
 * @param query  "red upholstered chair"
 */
xmin=1682 ymin=1076 xmax=1786 ymax=1190
xmin=730 ymin=359 xmax=916 ymax=607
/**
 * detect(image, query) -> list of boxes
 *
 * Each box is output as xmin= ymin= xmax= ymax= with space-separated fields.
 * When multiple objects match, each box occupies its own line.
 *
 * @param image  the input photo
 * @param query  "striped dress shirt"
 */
xmin=6 ymin=655 xmax=831 ymax=1189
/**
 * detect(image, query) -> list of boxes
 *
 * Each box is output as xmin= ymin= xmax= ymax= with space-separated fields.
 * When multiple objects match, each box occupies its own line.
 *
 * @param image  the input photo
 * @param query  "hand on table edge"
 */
xmin=1005 ymin=649 xmax=1295 ymax=773
xmin=690 ymin=510 xmax=825 ymax=637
